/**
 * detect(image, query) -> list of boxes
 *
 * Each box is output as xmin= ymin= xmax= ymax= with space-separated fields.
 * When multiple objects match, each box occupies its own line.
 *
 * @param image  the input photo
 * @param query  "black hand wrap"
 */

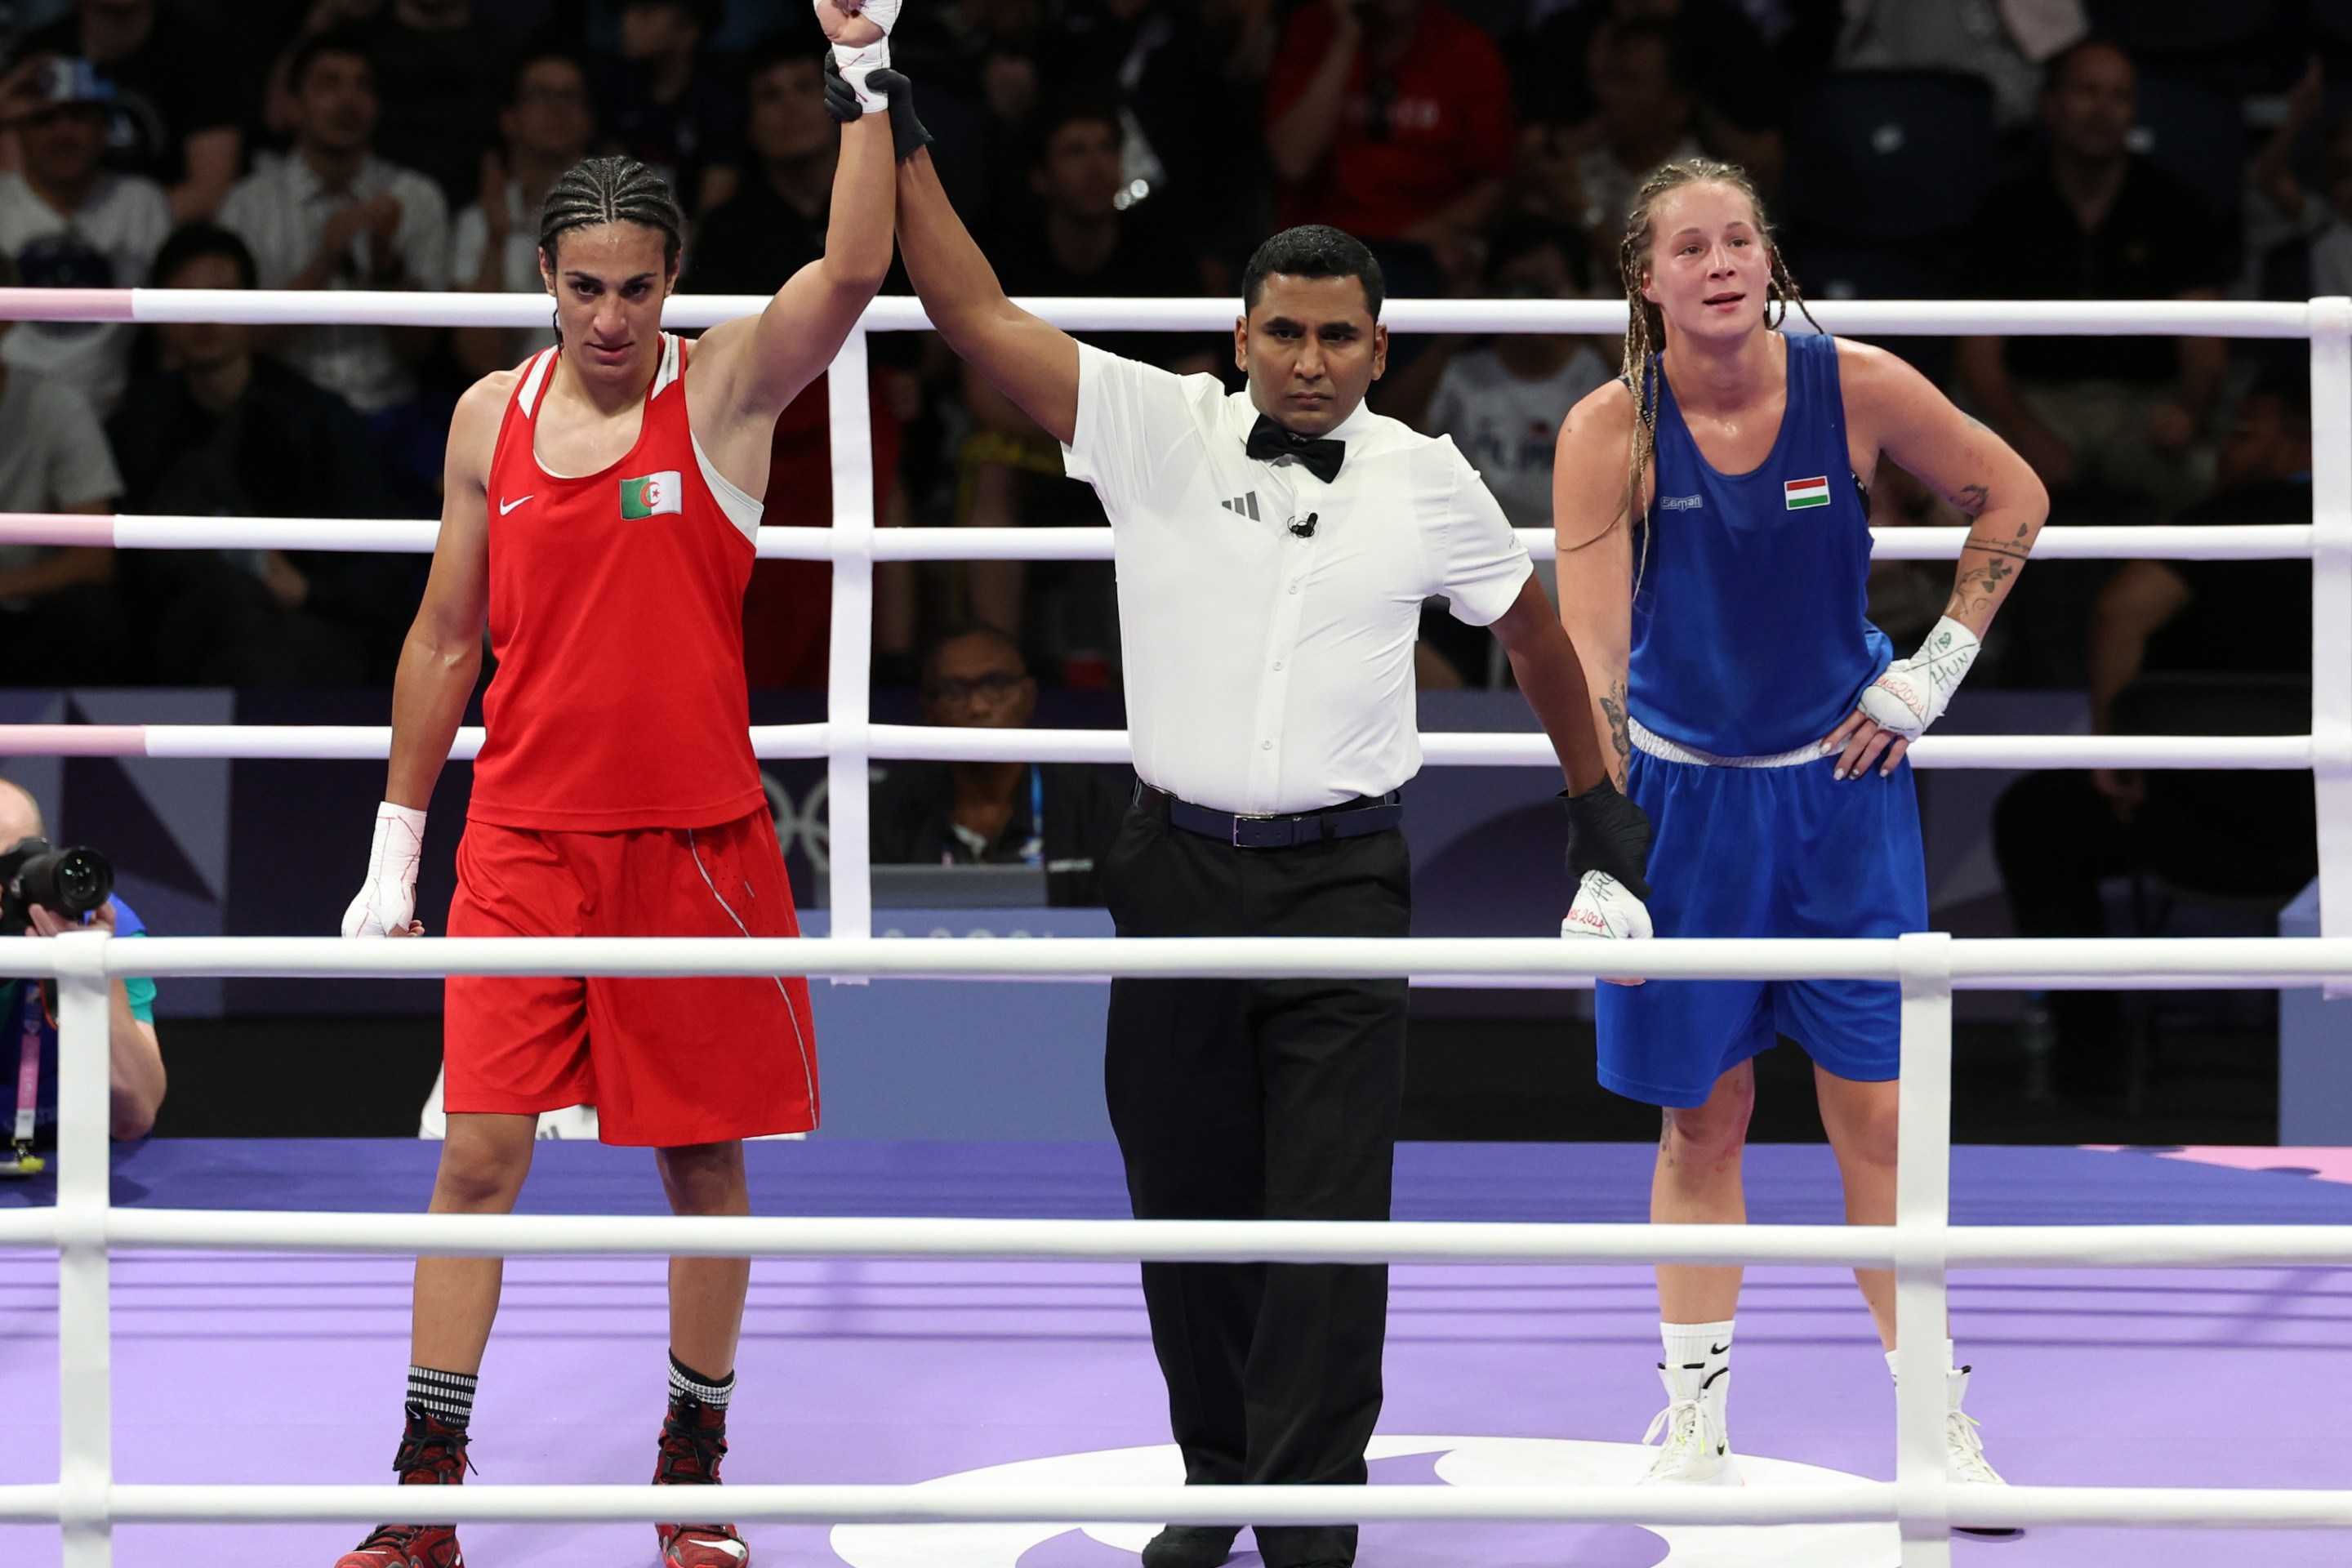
xmin=869 ymin=68 xmax=932 ymax=162
xmin=1561 ymin=777 xmax=1653 ymax=900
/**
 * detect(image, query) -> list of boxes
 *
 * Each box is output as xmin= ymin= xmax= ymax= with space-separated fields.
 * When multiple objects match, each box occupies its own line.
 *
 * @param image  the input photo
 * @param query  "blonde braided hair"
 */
xmin=1576 ymin=158 xmax=1823 ymax=586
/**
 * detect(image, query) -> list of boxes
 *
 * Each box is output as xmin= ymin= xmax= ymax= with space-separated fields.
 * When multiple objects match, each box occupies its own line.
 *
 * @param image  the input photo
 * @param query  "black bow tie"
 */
xmin=1245 ymin=415 xmax=1346 ymax=484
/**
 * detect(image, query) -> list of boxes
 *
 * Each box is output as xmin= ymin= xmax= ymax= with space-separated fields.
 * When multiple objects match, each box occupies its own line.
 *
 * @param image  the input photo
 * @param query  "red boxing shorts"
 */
xmin=443 ymin=806 xmax=819 ymax=1146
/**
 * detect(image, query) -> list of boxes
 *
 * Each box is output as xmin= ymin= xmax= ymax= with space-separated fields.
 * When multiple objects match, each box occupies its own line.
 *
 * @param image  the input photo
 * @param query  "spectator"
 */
xmin=0 ymin=58 xmax=169 ymax=411
xmin=889 ymin=0 xmax=1045 ymax=225
xmin=959 ymin=89 xmax=1209 ymax=648
xmin=1833 ymin=0 xmax=2069 ymax=128
xmin=1036 ymin=0 xmax=1233 ymax=252
xmin=1955 ymin=38 xmax=2227 ymax=517
xmin=267 ymin=0 xmax=505 ymax=212
xmin=679 ymin=29 xmax=914 ymax=689
xmin=16 ymin=0 xmax=243 ymax=220
xmin=357 ymin=0 xmax=506 ymax=211
xmin=220 ymin=31 xmax=452 ymax=421
xmin=1992 ymin=376 xmax=2317 ymax=1099
xmin=1518 ymin=18 xmax=1704 ymax=277
xmin=590 ymin=0 xmax=742 ymax=216
xmin=1383 ymin=219 xmax=1606 ymax=690
xmin=685 ymin=29 xmax=833 ymax=294
xmin=1422 ymin=220 xmax=1610 ymax=529
xmin=0 ymin=252 xmax=129 ymax=684
xmin=1264 ymin=0 xmax=1517 ymax=293
xmin=451 ymin=47 xmax=594 ymax=378
xmin=988 ymin=87 xmax=1207 ymax=356
xmin=108 ymin=224 xmax=415 ymax=687
xmin=0 ymin=777 xmax=164 ymax=1144
xmin=2253 ymin=63 xmax=2352 ymax=298
xmin=1516 ymin=0 xmax=1784 ymax=193
xmin=869 ymin=624 xmax=1131 ymax=906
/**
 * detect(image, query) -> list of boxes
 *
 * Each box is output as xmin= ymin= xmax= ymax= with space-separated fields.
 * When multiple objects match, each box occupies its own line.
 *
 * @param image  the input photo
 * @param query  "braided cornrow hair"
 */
xmin=1592 ymin=158 xmax=1821 ymax=587
xmin=537 ymin=155 xmax=686 ymax=278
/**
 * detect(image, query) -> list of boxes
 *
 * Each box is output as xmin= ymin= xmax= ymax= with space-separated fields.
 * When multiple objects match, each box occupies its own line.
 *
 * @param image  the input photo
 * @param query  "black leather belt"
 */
xmin=1136 ymin=782 xmax=1402 ymax=849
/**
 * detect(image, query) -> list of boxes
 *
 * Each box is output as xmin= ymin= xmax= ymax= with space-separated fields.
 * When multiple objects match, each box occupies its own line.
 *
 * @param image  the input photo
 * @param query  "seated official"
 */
xmin=1993 ymin=376 xmax=2315 ymax=1098
xmin=0 ymin=778 xmax=163 ymax=1147
xmin=870 ymin=624 xmax=1130 ymax=906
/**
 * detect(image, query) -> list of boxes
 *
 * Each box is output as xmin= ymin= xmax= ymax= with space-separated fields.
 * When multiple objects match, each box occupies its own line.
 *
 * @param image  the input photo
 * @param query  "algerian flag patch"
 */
xmin=1784 ymin=475 xmax=1831 ymax=510
xmin=620 ymin=470 xmax=683 ymax=519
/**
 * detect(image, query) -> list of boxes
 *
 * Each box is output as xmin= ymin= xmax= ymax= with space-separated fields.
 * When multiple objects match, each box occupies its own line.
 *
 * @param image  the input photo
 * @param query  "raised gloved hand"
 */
xmin=1855 ymin=615 xmax=1980 ymax=742
xmin=341 ymin=800 xmax=426 ymax=938
xmin=823 ymin=56 xmax=931 ymax=160
xmin=815 ymin=0 xmax=903 ymax=115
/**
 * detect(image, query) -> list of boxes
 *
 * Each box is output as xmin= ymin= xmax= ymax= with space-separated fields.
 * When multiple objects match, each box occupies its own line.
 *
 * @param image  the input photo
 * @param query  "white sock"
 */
xmin=1885 ymin=1339 xmax=1964 ymax=1405
xmin=1661 ymin=1319 xmax=1735 ymax=1435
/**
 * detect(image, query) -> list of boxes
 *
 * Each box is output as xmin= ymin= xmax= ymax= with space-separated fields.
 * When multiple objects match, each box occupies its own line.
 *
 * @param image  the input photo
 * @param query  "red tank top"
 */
xmin=469 ymin=333 xmax=768 ymax=831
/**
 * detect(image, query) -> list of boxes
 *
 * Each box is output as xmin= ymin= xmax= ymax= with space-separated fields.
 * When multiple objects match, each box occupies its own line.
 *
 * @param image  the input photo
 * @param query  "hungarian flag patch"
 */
xmin=1784 ymin=475 xmax=1831 ymax=510
xmin=620 ymin=470 xmax=683 ymax=519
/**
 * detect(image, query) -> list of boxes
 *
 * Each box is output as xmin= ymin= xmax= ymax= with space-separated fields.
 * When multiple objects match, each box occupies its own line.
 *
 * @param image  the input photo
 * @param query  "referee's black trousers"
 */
xmin=1101 ymin=804 xmax=1410 ymax=1568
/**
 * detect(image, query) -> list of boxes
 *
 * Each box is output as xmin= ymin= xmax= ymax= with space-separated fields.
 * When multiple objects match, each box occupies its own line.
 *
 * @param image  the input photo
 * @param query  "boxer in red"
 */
xmin=329 ymin=5 xmax=916 ymax=1561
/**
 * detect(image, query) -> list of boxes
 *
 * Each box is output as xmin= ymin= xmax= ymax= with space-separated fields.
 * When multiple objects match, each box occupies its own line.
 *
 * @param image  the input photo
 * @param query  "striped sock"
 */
xmin=670 ymin=1352 xmax=735 ymax=1412
xmin=406 ymin=1365 xmax=478 ymax=1429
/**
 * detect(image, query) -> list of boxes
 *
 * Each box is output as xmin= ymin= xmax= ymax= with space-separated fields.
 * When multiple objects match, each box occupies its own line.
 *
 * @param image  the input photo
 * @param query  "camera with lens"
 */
xmin=0 ymin=839 xmax=113 ymax=934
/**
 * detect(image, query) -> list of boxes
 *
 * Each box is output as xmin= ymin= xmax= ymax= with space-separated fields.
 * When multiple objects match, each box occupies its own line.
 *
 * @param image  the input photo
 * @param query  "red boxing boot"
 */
xmin=333 ymin=1411 xmax=470 ymax=1567
xmin=653 ymin=1394 xmax=751 ymax=1566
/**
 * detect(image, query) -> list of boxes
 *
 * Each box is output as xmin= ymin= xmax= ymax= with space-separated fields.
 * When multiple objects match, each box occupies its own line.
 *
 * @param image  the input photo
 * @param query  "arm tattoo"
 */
xmin=1600 ymin=679 xmax=1632 ymax=785
xmin=1944 ymin=516 xmax=2038 ymax=621
xmin=1954 ymin=483 xmax=1989 ymax=518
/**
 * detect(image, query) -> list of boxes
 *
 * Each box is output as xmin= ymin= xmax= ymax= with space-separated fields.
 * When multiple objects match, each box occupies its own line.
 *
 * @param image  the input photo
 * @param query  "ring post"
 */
xmin=825 ymin=324 xmax=876 ymax=964
xmin=2307 ymin=298 xmax=2352 ymax=994
xmin=1894 ymin=930 xmax=1954 ymax=1567
xmin=54 ymin=929 xmax=111 ymax=1566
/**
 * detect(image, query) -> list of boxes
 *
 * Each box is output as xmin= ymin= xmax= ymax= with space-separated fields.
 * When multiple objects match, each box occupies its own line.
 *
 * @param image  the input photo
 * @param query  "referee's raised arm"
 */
xmin=894 ymin=136 xmax=1082 ymax=444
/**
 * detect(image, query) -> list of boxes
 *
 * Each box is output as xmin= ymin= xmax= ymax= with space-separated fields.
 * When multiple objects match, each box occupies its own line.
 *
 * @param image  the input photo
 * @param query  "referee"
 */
xmin=880 ymin=72 xmax=1650 ymax=1568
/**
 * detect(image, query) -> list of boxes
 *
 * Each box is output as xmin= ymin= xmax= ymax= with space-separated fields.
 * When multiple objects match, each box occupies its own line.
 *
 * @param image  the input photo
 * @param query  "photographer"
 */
xmin=0 ymin=778 xmax=162 ymax=1149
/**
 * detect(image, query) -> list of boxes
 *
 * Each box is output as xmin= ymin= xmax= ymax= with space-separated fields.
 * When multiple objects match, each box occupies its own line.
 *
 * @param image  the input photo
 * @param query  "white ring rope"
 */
xmin=0 ymin=722 xmax=2309 ymax=768
xmin=6 ymin=1208 xmax=2352 ymax=1271
xmin=11 ymin=289 xmax=2351 ymax=1564
xmin=1 ymin=286 xmax=2338 ymax=336
xmin=0 ymin=512 xmax=2317 ymax=562
xmin=0 ymin=1477 xmax=2348 ymax=1531
xmin=0 ymin=933 xmax=2335 ymax=987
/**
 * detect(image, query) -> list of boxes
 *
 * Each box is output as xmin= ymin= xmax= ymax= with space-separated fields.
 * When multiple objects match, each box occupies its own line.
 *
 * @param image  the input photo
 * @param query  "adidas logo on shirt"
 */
xmin=1219 ymin=493 xmax=1262 ymax=521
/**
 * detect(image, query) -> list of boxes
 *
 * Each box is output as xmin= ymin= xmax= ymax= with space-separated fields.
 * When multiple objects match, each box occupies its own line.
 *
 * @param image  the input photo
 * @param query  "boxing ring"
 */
xmin=0 ymin=289 xmax=2349 ymax=1566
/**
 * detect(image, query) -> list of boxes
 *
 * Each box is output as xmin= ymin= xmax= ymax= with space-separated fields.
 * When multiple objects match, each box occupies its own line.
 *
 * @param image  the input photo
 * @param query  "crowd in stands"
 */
xmin=0 ymin=0 xmax=2328 ymax=702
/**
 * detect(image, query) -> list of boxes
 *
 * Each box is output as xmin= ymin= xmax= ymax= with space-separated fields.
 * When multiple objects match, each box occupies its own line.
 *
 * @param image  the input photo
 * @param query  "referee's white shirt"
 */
xmin=1062 ymin=342 xmax=1534 ymax=817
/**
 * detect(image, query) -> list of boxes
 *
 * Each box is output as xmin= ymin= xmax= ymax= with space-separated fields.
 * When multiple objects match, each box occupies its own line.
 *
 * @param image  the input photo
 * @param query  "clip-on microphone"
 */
xmin=1288 ymin=513 xmax=1319 ymax=539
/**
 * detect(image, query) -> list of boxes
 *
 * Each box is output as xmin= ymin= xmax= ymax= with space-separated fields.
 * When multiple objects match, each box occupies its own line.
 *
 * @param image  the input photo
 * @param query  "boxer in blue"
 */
xmin=1552 ymin=158 xmax=2049 ymax=1512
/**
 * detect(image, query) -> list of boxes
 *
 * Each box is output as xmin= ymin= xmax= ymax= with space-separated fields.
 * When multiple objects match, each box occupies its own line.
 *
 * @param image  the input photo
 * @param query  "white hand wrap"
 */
xmin=1560 ymin=871 xmax=1653 ymax=943
xmin=1855 ymin=615 xmax=1980 ymax=741
xmin=342 ymin=800 xmax=426 ymax=938
xmin=829 ymin=0 xmax=902 ymax=114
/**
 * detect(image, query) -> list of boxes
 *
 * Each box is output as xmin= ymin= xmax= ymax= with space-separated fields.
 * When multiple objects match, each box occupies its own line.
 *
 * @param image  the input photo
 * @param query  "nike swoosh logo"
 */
xmin=1710 ymin=1343 xmax=1730 ymax=1355
xmin=500 ymin=496 xmax=533 ymax=514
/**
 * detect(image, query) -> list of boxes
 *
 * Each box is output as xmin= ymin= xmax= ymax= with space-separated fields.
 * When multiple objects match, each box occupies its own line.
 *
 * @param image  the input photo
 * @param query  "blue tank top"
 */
xmin=1628 ymin=331 xmax=1892 ymax=757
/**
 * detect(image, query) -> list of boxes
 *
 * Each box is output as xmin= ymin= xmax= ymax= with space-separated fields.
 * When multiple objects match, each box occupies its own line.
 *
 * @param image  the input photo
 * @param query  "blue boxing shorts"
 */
xmin=1594 ymin=733 xmax=1929 ymax=1108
